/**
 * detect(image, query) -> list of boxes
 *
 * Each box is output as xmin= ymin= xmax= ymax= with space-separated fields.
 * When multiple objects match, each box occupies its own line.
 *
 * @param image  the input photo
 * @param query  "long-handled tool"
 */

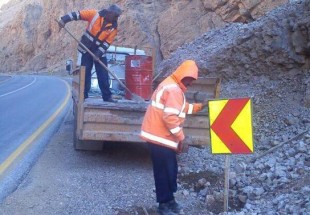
xmin=55 ymin=19 xmax=144 ymax=102
xmin=152 ymin=69 xmax=167 ymax=83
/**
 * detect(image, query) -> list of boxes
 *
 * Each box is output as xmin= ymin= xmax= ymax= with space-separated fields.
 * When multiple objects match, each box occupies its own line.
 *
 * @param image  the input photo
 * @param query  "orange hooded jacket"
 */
xmin=79 ymin=10 xmax=117 ymax=46
xmin=61 ymin=9 xmax=118 ymax=53
xmin=140 ymin=60 xmax=203 ymax=151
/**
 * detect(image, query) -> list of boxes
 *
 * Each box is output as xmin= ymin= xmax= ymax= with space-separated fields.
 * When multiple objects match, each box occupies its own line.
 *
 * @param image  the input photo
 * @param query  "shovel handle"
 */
xmin=55 ymin=18 xmax=139 ymax=99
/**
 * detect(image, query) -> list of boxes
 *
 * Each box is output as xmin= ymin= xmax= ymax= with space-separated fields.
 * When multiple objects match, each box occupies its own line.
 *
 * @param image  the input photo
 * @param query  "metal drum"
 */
xmin=125 ymin=55 xmax=153 ymax=100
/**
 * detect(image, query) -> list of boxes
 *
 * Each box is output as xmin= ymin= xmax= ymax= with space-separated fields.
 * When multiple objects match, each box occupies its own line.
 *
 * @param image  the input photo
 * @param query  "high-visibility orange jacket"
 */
xmin=61 ymin=9 xmax=118 ymax=53
xmin=140 ymin=60 xmax=203 ymax=151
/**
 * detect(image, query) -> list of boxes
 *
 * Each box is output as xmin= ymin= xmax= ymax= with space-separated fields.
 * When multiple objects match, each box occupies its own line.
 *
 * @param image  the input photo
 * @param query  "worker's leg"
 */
xmin=81 ymin=52 xmax=94 ymax=99
xmin=94 ymin=56 xmax=112 ymax=101
xmin=149 ymin=143 xmax=177 ymax=203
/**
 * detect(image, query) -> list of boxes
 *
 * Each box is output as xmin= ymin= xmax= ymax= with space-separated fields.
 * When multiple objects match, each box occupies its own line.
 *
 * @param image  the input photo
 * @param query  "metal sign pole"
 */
xmin=224 ymin=155 xmax=230 ymax=212
xmin=208 ymin=98 xmax=254 ymax=212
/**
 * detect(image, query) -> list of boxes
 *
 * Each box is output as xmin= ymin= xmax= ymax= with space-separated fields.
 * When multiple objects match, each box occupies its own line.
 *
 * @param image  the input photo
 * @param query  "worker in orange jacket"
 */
xmin=141 ymin=60 xmax=207 ymax=215
xmin=58 ymin=4 xmax=122 ymax=102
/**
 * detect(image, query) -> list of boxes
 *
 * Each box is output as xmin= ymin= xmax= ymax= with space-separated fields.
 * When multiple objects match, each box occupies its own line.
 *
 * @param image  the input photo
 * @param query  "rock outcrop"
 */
xmin=159 ymin=1 xmax=310 ymax=147
xmin=160 ymin=1 xmax=310 ymax=76
xmin=0 ymin=0 xmax=288 ymax=73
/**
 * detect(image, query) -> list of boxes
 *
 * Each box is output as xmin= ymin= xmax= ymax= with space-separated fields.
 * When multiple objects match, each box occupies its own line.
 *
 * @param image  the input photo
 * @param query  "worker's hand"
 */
xmin=201 ymin=99 xmax=209 ymax=109
xmin=177 ymin=141 xmax=183 ymax=154
xmin=177 ymin=141 xmax=189 ymax=154
xmin=182 ymin=142 xmax=189 ymax=153
xmin=57 ymin=19 xmax=65 ymax=29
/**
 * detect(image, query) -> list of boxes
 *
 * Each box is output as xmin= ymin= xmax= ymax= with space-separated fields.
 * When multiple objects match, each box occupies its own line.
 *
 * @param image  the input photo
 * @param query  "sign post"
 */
xmin=224 ymin=155 xmax=230 ymax=211
xmin=208 ymin=98 xmax=254 ymax=212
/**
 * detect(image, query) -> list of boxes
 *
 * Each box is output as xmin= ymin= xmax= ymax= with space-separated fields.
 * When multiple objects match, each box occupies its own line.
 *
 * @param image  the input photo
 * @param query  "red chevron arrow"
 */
xmin=211 ymin=98 xmax=252 ymax=154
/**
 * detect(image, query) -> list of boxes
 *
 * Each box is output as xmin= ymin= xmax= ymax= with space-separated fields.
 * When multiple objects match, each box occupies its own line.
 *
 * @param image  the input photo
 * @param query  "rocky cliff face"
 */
xmin=159 ymin=1 xmax=310 ymax=148
xmin=0 ymin=0 xmax=288 ymax=73
xmin=160 ymin=1 xmax=310 ymax=77
xmin=159 ymin=1 xmax=310 ymax=103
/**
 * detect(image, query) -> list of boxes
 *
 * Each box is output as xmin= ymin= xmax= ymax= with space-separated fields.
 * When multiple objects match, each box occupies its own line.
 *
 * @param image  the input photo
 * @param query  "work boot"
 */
xmin=168 ymin=199 xmax=182 ymax=214
xmin=103 ymin=97 xmax=117 ymax=103
xmin=158 ymin=203 xmax=177 ymax=215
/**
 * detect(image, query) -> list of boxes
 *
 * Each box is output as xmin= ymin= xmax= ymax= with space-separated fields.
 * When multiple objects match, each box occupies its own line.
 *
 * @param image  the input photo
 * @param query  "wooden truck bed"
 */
xmin=72 ymin=67 xmax=221 ymax=150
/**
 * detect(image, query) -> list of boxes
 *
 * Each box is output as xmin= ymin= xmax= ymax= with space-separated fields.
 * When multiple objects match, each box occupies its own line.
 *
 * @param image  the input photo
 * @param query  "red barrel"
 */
xmin=125 ymin=55 xmax=153 ymax=100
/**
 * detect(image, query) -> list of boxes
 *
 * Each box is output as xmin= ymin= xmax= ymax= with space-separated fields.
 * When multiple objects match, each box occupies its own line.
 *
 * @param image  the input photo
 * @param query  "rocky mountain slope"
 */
xmin=160 ymin=0 xmax=310 ymax=143
xmin=0 ymin=0 xmax=288 ymax=73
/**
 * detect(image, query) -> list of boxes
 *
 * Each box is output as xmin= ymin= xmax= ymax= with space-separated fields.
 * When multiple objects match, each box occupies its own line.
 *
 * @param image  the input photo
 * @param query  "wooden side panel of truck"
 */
xmin=72 ymin=67 xmax=221 ymax=150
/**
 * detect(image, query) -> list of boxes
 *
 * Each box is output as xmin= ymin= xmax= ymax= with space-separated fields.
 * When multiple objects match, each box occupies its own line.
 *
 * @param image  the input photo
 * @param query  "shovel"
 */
xmin=55 ymin=19 xmax=145 ymax=102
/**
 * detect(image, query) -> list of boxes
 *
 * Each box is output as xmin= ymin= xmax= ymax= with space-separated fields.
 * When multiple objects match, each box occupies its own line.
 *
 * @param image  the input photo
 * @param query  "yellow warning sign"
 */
xmin=209 ymin=98 xmax=253 ymax=154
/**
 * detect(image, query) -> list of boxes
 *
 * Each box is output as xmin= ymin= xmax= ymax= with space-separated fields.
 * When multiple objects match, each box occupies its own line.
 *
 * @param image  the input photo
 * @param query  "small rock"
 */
xmin=238 ymin=194 xmax=247 ymax=203
xmin=271 ymin=140 xmax=281 ymax=146
xmin=213 ymin=191 xmax=223 ymax=201
xmin=229 ymin=178 xmax=237 ymax=188
xmin=205 ymin=195 xmax=215 ymax=204
xmin=197 ymin=178 xmax=207 ymax=187
xmin=301 ymin=185 xmax=310 ymax=194
xmin=182 ymin=190 xmax=189 ymax=196
xmin=253 ymin=187 xmax=265 ymax=196
xmin=199 ymin=188 xmax=208 ymax=196
xmin=230 ymin=171 xmax=237 ymax=179
xmin=235 ymin=162 xmax=247 ymax=173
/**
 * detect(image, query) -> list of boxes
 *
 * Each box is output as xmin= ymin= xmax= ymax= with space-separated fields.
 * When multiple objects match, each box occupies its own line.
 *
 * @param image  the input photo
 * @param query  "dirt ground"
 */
xmin=0 ymin=104 xmax=236 ymax=215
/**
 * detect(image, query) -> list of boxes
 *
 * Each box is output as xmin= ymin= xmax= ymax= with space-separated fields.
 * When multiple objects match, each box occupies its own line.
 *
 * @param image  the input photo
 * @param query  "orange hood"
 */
xmin=170 ymin=60 xmax=198 ymax=91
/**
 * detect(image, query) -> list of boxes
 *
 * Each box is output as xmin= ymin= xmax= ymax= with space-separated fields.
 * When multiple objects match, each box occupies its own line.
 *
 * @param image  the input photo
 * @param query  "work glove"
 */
xmin=177 ymin=140 xmax=189 ymax=154
xmin=201 ymin=99 xmax=209 ymax=109
xmin=57 ymin=19 xmax=65 ymax=29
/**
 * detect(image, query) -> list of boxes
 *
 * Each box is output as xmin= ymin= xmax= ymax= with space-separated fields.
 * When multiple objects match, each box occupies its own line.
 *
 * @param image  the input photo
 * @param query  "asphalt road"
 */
xmin=0 ymin=75 xmax=71 ymax=202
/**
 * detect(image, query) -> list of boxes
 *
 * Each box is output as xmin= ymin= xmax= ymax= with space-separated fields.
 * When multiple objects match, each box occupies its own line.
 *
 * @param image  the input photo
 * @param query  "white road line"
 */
xmin=0 ymin=79 xmax=71 ymax=175
xmin=0 ymin=77 xmax=37 ymax=98
xmin=0 ymin=76 xmax=12 ymax=84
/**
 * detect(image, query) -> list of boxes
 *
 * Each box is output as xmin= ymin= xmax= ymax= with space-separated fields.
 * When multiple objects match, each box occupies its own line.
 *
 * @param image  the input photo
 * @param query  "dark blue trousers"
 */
xmin=81 ymin=52 xmax=111 ymax=100
xmin=149 ymin=143 xmax=178 ymax=203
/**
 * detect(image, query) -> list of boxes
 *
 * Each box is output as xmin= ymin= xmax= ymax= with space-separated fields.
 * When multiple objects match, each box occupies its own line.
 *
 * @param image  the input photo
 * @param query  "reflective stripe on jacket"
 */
xmin=81 ymin=10 xmax=117 ymax=44
xmin=62 ymin=9 xmax=118 ymax=53
xmin=140 ymin=60 xmax=203 ymax=151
